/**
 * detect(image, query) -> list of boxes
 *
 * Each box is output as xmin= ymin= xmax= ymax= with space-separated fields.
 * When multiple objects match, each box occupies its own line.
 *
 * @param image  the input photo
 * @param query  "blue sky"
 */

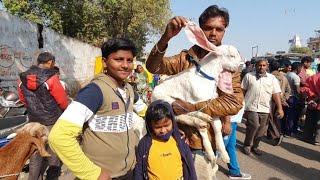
xmin=145 ymin=0 xmax=320 ymax=60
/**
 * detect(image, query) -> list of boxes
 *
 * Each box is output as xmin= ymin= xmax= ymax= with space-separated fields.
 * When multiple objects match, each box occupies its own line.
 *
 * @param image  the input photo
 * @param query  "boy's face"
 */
xmin=151 ymin=117 xmax=173 ymax=137
xmin=104 ymin=50 xmax=134 ymax=82
xmin=136 ymin=65 xmax=144 ymax=73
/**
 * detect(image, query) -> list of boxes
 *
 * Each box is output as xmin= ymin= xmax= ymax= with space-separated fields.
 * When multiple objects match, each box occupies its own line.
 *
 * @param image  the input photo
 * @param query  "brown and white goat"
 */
xmin=0 ymin=122 xmax=50 ymax=180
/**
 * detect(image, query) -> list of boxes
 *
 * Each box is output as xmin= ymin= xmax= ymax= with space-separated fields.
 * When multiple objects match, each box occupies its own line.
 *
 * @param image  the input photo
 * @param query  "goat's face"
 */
xmin=216 ymin=45 xmax=242 ymax=72
xmin=16 ymin=122 xmax=49 ymax=143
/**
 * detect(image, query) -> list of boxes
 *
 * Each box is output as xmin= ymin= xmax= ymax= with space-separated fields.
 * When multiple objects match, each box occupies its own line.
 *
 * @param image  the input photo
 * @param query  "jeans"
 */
xmin=303 ymin=109 xmax=320 ymax=143
xmin=223 ymin=122 xmax=241 ymax=176
xmin=283 ymin=96 xmax=299 ymax=135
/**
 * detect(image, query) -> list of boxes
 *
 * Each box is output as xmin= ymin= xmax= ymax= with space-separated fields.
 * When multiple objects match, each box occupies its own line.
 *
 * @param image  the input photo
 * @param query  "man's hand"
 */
xmin=221 ymin=116 xmax=232 ymax=135
xmin=172 ymin=98 xmax=196 ymax=115
xmin=276 ymin=108 xmax=284 ymax=119
xmin=282 ymin=101 xmax=289 ymax=107
xmin=307 ymin=100 xmax=318 ymax=110
xmin=98 ymin=169 xmax=111 ymax=180
xmin=179 ymin=129 xmax=190 ymax=145
xmin=162 ymin=16 xmax=188 ymax=41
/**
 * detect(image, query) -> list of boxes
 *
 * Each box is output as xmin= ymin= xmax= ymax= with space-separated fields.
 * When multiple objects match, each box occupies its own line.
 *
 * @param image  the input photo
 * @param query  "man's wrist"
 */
xmin=160 ymin=34 xmax=171 ymax=44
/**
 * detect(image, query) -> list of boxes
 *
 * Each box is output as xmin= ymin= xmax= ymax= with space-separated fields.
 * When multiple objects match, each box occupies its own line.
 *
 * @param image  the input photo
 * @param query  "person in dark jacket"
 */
xmin=135 ymin=100 xmax=196 ymax=180
xmin=18 ymin=52 xmax=68 ymax=180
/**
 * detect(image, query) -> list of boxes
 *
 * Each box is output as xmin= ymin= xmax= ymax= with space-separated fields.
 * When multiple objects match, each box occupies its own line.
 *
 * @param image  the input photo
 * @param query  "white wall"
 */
xmin=0 ymin=11 xmax=101 ymax=95
xmin=0 ymin=11 xmax=39 ymax=91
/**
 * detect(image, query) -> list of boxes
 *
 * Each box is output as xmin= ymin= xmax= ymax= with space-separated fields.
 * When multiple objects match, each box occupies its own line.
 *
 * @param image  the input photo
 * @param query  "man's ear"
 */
xmin=102 ymin=57 xmax=107 ymax=71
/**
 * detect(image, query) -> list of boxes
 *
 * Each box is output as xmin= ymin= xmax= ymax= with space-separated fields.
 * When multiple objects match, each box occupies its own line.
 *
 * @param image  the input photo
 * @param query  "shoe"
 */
xmin=273 ymin=135 xmax=284 ymax=146
xmin=313 ymin=142 xmax=320 ymax=146
xmin=229 ymin=172 xmax=252 ymax=179
xmin=251 ymin=148 xmax=263 ymax=156
xmin=242 ymin=146 xmax=251 ymax=155
xmin=284 ymin=134 xmax=294 ymax=139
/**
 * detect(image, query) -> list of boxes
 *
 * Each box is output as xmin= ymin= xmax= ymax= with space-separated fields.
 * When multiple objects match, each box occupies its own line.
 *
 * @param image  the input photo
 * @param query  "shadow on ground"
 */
xmin=236 ymin=138 xmax=320 ymax=180
xmin=280 ymin=141 xmax=320 ymax=162
xmin=255 ymin=149 xmax=320 ymax=180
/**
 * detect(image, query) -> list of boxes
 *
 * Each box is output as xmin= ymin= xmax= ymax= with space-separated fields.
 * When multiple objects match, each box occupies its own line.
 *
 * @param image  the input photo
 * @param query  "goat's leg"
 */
xmin=176 ymin=114 xmax=216 ymax=165
xmin=198 ymin=128 xmax=216 ymax=165
xmin=175 ymin=114 xmax=208 ymax=129
xmin=188 ymin=111 xmax=213 ymax=123
xmin=212 ymin=120 xmax=230 ymax=163
xmin=132 ymin=112 xmax=146 ymax=140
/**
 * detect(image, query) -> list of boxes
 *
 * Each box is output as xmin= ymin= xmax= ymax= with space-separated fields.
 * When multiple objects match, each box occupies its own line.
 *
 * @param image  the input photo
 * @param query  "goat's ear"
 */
xmin=34 ymin=126 xmax=48 ymax=142
xmin=34 ymin=129 xmax=43 ymax=139
xmin=31 ymin=137 xmax=51 ymax=157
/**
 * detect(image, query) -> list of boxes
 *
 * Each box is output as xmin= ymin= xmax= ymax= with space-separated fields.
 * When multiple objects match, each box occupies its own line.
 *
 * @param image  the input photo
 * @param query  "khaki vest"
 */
xmin=82 ymin=74 xmax=138 ymax=178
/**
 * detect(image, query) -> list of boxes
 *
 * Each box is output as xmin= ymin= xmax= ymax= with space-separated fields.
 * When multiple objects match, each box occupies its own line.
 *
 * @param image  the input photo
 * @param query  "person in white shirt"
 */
xmin=241 ymin=59 xmax=284 ymax=156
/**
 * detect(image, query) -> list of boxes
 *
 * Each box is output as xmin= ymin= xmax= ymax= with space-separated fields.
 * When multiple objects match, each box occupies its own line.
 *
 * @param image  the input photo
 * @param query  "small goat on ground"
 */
xmin=0 ymin=122 xmax=50 ymax=180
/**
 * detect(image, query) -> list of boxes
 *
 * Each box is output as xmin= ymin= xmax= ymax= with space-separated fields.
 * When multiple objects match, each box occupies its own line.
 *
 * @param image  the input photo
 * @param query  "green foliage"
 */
xmin=289 ymin=46 xmax=312 ymax=56
xmin=3 ymin=0 xmax=171 ymax=56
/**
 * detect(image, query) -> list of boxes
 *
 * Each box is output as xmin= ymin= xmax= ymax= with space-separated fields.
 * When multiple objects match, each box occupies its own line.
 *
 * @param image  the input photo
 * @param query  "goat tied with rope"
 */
xmin=0 ymin=122 xmax=50 ymax=180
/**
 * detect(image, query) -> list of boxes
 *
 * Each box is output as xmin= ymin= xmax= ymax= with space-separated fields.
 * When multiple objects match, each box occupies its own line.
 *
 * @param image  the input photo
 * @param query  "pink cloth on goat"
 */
xmin=184 ymin=21 xmax=233 ymax=94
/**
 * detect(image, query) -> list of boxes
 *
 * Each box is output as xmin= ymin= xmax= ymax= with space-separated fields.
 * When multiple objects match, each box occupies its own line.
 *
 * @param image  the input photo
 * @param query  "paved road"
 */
xmin=19 ymin=123 xmax=320 ymax=180
xmin=216 ymin=123 xmax=320 ymax=180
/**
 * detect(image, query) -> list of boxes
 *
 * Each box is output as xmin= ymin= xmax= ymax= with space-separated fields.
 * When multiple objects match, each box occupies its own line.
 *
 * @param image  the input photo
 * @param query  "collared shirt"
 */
xmin=241 ymin=72 xmax=281 ymax=113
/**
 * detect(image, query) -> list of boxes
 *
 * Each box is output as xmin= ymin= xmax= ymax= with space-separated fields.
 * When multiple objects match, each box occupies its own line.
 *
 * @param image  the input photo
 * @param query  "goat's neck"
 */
xmin=193 ymin=45 xmax=209 ymax=59
xmin=0 ymin=135 xmax=36 ymax=176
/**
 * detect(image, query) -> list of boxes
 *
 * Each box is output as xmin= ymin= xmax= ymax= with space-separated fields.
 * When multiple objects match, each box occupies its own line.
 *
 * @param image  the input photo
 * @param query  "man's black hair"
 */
xmin=37 ymin=52 xmax=55 ymax=64
xmin=301 ymin=56 xmax=313 ymax=64
xmin=269 ymin=60 xmax=280 ymax=72
xmin=245 ymin=61 xmax=251 ymax=66
xmin=291 ymin=62 xmax=302 ymax=71
xmin=101 ymin=38 xmax=137 ymax=59
xmin=53 ymin=66 xmax=60 ymax=71
xmin=145 ymin=101 xmax=173 ymax=123
xmin=284 ymin=61 xmax=292 ymax=67
xmin=199 ymin=5 xmax=229 ymax=28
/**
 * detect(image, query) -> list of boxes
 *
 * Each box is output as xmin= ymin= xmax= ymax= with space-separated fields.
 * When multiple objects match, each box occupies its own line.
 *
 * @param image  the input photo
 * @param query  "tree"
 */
xmin=289 ymin=46 xmax=312 ymax=56
xmin=3 ymin=0 xmax=171 ymax=56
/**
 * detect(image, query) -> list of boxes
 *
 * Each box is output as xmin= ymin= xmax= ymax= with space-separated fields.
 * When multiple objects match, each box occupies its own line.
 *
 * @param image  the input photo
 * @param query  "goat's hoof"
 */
xmin=221 ymin=154 xmax=230 ymax=163
xmin=207 ymin=153 xmax=216 ymax=164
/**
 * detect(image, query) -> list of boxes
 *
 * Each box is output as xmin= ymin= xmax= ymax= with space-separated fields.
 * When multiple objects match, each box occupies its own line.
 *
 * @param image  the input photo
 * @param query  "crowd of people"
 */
xmin=15 ymin=4 xmax=319 ymax=180
xmin=241 ymin=57 xmax=319 ymax=148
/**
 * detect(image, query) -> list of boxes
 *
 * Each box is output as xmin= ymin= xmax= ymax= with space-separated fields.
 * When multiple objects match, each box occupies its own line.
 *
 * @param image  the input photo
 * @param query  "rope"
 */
xmin=0 ymin=172 xmax=20 ymax=178
xmin=172 ymin=97 xmax=215 ymax=114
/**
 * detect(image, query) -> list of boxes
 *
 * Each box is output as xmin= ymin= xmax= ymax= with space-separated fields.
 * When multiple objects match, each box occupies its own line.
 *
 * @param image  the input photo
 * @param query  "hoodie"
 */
xmin=134 ymin=100 xmax=197 ymax=180
xmin=19 ymin=65 xmax=68 ymax=125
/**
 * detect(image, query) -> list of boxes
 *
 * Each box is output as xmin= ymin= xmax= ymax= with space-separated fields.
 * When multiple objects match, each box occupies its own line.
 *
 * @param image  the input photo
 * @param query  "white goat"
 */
xmin=152 ymin=44 xmax=241 ymax=166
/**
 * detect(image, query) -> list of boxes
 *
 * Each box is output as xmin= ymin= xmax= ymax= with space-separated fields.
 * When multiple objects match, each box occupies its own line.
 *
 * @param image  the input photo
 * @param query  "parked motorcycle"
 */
xmin=0 ymin=89 xmax=28 ymax=147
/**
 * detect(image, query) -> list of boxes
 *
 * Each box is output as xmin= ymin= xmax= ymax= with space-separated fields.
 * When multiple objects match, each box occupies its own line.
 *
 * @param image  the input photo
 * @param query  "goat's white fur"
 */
xmin=132 ymin=112 xmax=147 ymax=140
xmin=152 ymin=45 xmax=241 ymax=166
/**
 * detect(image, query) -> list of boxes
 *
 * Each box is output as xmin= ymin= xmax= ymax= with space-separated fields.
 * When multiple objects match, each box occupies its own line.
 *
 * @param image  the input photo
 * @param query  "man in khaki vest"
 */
xmin=49 ymin=38 xmax=138 ymax=180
